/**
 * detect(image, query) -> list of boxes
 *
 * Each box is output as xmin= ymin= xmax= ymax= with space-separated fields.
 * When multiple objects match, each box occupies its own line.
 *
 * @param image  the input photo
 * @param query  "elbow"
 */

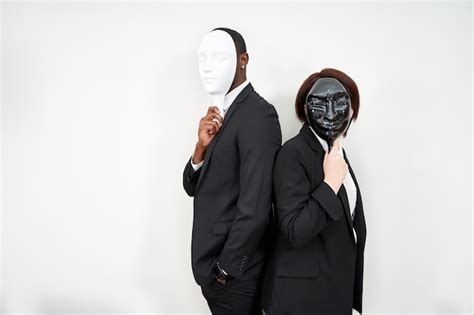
xmin=288 ymin=237 xmax=306 ymax=249
xmin=280 ymin=219 xmax=311 ymax=249
xmin=182 ymin=177 xmax=196 ymax=197
xmin=287 ymin=233 xmax=311 ymax=249
xmin=183 ymin=184 xmax=195 ymax=197
xmin=185 ymin=188 xmax=195 ymax=197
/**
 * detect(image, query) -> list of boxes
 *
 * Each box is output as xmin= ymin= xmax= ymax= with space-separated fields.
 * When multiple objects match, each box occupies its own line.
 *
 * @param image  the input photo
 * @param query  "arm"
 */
xmin=217 ymin=105 xmax=281 ymax=278
xmin=182 ymin=156 xmax=202 ymax=197
xmin=182 ymin=107 xmax=223 ymax=197
xmin=274 ymin=148 xmax=345 ymax=249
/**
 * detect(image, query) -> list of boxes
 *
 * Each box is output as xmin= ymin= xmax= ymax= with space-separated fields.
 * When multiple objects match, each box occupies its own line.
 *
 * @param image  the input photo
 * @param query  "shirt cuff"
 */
xmin=190 ymin=155 xmax=203 ymax=171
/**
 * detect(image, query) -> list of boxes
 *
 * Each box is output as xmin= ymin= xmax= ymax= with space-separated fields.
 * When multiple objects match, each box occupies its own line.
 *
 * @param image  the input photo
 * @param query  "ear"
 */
xmin=239 ymin=52 xmax=249 ymax=68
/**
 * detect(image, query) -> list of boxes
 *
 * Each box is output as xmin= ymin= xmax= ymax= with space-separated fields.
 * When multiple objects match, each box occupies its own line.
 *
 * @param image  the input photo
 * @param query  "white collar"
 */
xmin=223 ymin=80 xmax=250 ymax=115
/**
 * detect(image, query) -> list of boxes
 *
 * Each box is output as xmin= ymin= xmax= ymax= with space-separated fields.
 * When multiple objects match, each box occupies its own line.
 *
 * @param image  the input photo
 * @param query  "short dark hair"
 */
xmin=212 ymin=27 xmax=247 ymax=55
xmin=295 ymin=68 xmax=360 ymax=136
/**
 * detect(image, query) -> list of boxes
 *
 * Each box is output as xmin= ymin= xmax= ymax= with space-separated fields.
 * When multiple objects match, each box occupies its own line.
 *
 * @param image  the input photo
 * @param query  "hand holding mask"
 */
xmin=197 ymin=106 xmax=223 ymax=148
xmin=322 ymin=138 xmax=348 ymax=194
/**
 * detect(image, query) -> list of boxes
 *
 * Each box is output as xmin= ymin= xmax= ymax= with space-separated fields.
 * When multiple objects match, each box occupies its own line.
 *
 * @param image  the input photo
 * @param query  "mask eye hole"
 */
xmin=215 ymin=53 xmax=229 ymax=61
xmin=335 ymin=103 xmax=348 ymax=111
xmin=308 ymin=106 xmax=324 ymax=119
xmin=334 ymin=96 xmax=350 ymax=111
xmin=307 ymin=97 xmax=325 ymax=108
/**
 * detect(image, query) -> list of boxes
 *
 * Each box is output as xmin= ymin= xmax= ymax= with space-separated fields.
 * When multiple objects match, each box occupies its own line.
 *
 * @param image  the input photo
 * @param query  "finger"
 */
xmin=208 ymin=106 xmax=220 ymax=115
xmin=203 ymin=121 xmax=220 ymax=133
xmin=201 ymin=122 xmax=216 ymax=132
xmin=206 ymin=106 xmax=216 ymax=115
xmin=215 ymin=113 xmax=224 ymax=124
xmin=206 ymin=125 xmax=218 ymax=135
xmin=206 ymin=113 xmax=224 ymax=125
xmin=211 ymin=119 xmax=220 ymax=130
xmin=334 ymin=138 xmax=342 ymax=151
xmin=205 ymin=112 xmax=221 ymax=120
xmin=329 ymin=143 xmax=338 ymax=156
xmin=204 ymin=120 xmax=220 ymax=130
xmin=201 ymin=125 xmax=214 ymax=135
xmin=208 ymin=128 xmax=217 ymax=135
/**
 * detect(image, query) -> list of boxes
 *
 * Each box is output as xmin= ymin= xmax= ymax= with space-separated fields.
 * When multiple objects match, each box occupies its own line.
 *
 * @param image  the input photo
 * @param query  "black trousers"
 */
xmin=201 ymin=277 xmax=263 ymax=315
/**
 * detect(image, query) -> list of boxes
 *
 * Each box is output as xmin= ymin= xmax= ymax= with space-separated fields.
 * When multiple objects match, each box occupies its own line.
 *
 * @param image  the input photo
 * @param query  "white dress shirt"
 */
xmin=308 ymin=126 xmax=358 ymax=243
xmin=191 ymin=80 xmax=250 ymax=170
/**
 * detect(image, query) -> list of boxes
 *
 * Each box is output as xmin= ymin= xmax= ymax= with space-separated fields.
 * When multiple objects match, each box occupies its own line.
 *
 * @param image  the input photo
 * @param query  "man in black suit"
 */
xmin=183 ymin=27 xmax=282 ymax=314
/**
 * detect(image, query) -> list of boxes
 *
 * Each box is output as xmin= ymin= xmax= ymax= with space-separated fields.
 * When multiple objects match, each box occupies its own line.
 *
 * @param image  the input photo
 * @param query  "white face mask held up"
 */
xmin=198 ymin=30 xmax=237 ymax=117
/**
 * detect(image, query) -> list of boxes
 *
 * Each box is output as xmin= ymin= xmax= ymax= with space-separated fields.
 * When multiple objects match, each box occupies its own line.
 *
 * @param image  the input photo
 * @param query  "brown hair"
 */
xmin=295 ymin=68 xmax=360 ymax=136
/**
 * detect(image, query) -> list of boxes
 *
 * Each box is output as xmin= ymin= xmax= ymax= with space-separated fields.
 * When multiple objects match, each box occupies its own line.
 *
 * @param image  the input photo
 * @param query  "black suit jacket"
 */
xmin=261 ymin=123 xmax=367 ymax=314
xmin=183 ymin=83 xmax=282 ymax=286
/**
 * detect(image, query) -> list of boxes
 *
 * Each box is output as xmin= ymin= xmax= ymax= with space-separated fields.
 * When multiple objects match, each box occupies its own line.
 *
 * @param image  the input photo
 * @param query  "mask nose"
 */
xmin=203 ymin=59 xmax=212 ymax=73
xmin=201 ymin=55 xmax=214 ymax=74
xmin=324 ymin=100 xmax=336 ymax=121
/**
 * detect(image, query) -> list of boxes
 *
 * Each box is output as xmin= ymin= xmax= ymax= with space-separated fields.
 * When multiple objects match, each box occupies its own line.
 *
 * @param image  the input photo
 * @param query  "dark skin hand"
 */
xmin=192 ymin=52 xmax=249 ymax=165
xmin=215 ymin=275 xmax=227 ymax=285
xmin=192 ymin=106 xmax=223 ymax=164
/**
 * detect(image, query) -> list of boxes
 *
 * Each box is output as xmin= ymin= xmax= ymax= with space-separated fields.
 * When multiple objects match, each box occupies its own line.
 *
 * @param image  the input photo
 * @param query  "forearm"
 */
xmin=192 ymin=142 xmax=206 ymax=165
xmin=278 ymin=180 xmax=344 ymax=248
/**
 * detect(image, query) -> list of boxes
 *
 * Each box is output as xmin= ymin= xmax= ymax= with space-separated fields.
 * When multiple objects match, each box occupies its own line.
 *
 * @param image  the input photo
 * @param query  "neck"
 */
xmin=228 ymin=75 xmax=247 ymax=93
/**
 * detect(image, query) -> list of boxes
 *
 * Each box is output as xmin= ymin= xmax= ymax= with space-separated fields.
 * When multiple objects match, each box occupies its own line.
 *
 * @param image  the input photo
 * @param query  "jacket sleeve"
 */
xmin=217 ymin=104 xmax=282 ymax=278
xmin=183 ymin=157 xmax=201 ymax=197
xmin=274 ymin=146 xmax=345 ymax=249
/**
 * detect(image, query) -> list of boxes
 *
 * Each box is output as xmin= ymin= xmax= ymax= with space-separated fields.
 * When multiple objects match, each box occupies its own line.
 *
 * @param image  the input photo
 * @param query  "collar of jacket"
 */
xmin=226 ymin=82 xmax=254 ymax=114
xmin=300 ymin=123 xmax=326 ymax=153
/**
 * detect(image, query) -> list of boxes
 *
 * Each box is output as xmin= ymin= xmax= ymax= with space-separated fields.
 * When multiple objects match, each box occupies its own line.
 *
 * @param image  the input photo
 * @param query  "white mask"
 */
xmin=198 ymin=30 xmax=237 ymax=114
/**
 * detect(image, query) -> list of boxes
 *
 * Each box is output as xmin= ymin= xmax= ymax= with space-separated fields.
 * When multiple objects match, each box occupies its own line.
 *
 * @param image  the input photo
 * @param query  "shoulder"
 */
xmin=273 ymin=133 xmax=314 ymax=182
xmin=239 ymin=89 xmax=278 ymax=118
xmin=235 ymin=89 xmax=281 ymax=140
xmin=276 ymin=133 xmax=307 ymax=164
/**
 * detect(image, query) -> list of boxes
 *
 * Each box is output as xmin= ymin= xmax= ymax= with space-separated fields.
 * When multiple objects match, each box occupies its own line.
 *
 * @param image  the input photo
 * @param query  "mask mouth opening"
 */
xmin=318 ymin=122 xmax=343 ymax=130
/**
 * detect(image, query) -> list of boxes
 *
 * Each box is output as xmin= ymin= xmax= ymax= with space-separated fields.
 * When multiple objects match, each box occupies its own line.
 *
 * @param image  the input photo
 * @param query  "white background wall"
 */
xmin=1 ymin=1 xmax=472 ymax=314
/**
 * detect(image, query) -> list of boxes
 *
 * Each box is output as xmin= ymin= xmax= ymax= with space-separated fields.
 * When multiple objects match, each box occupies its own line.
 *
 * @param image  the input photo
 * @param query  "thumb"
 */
xmin=329 ymin=142 xmax=338 ymax=155
xmin=331 ymin=139 xmax=342 ymax=155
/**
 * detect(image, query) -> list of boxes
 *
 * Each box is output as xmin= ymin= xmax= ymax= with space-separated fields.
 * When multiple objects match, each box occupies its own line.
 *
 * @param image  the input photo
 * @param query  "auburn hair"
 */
xmin=295 ymin=68 xmax=360 ymax=136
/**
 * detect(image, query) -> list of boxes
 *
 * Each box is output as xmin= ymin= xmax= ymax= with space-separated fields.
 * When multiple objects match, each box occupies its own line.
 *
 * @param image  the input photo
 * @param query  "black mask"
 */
xmin=305 ymin=77 xmax=352 ymax=149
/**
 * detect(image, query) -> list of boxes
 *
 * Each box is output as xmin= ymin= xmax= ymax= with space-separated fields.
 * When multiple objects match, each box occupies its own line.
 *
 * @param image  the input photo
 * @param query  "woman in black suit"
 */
xmin=261 ymin=68 xmax=367 ymax=315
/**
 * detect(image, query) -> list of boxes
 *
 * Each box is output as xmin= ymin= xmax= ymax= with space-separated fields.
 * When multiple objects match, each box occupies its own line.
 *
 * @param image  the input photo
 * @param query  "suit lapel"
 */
xmin=300 ymin=123 xmax=324 ymax=153
xmin=344 ymin=149 xmax=364 ymax=234
xmin=301 ymin=124 xmax=355 ymax=244
xmin=195 ymin=83 xmax=255 ymax=192
xmin=337 ymin=184 xmax=353 ymax=224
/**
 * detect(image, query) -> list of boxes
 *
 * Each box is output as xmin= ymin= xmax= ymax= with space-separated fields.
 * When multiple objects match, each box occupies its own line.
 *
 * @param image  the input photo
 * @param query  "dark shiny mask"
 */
xmin=305 ymin=77 xmax=352 ymax=146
